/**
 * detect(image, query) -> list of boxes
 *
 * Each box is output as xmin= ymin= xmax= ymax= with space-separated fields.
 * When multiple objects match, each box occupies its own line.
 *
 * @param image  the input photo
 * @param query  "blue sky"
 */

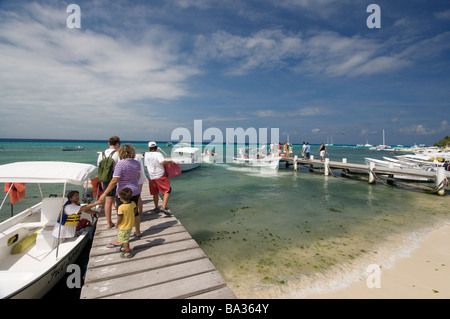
xmin=0 ymin=0 xmax=449 ymax=145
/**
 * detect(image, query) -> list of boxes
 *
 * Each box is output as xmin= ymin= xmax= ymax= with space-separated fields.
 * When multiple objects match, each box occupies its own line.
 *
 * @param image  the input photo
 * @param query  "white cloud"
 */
xmin=194 ymin=29 xmax=303 ymax=75
xmin=0 ymin=3 xmax=199 ymax=139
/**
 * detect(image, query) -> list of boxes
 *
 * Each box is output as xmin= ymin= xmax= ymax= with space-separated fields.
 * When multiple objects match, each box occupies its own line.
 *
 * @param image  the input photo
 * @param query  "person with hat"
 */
xmin=144 ymin=142 xmax=175 ymax=216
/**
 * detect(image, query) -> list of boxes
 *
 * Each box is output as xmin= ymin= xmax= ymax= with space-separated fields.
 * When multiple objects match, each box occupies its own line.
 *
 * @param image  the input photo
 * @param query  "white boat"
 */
xmin=61 ymin=145 xmax=84 ymax=151
xmin=166 ymin=145 xmax=201 ymax=172
xmin=234 ymin=147 xmax=281 ymax=171
xmin=364 ymin=157 xmax=436 ymax=181
xmin=369 ymin=130 xmax=391 ymax=151
xmin=201 ymin=147 xmax=216 ymax=163
xmin=0 ymin=161 xmax=98 ymax=299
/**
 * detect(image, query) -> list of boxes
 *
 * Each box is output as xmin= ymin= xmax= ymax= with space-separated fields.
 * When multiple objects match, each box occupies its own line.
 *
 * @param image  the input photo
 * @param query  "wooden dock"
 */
xmin=80 ymin=184 xmax=236 ymax=299
xmin=280 ymin=156 xmax=449 ymax=195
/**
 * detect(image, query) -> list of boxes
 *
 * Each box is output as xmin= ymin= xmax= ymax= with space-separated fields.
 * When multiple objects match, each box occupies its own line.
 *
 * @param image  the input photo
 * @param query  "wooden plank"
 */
xmin=188 ymin=287 xmax=238 ymax=299
xmin=100 ymin=271 xmax=228 ymax=299
xmin=85 ymin=248 xmax=207 ymax=282
xmin=87 ymin=239 xmax=200 ymax=269
xmin=89 ymin=231 xmax=193 ymax=257
xmin=84 ymin=259 xmax=221 ymax=298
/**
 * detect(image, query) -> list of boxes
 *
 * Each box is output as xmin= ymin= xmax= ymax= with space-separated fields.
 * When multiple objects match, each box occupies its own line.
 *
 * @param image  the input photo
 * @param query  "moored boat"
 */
xmin=234 ymin=146 xmax=281 ymax=171
xmin=0 ymin=161 xmax=98 ymax=299
xmin=165 ymin=145 xmax=201 ymax=172
xmin=61 ymin=145 xmax=84 ymax=151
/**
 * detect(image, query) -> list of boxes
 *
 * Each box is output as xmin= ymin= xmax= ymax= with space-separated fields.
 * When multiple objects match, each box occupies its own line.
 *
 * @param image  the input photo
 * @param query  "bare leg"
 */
xmin=105 ymin=196 xmax=115 ymax=228
xmin=153 ymin=194 xmax=159 ymax=211
xmin=162 ymin=192 xmax=170 ymax=210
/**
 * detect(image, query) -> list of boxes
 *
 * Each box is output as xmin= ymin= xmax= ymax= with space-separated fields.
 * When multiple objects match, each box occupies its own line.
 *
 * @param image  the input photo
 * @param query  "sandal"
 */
xmin=106 ymin=242 xmax=122 ymax=248
xmin=133 ymin=232 xmax=142 ymax=239
xmin=160 ymin=207 xmax=173 ymax=216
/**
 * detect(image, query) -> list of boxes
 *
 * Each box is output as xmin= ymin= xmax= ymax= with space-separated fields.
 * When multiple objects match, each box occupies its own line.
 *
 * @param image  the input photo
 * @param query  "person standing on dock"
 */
xmin=305 ymin=142 xmax=311 ymax=159
xmin=97 ymin=136 xmax=120 ymax=229
xmin=318 ymin=143 xmax=328 ymax=161
xmin=302 ymin=142 xmax=306 ymax=159
xmin=144 ymin=141 xmax=175 ymax=216
xmin=100 ymin=144 xmax=143 ymax=240
xmin=115 ymin=187 xmax=136 ymax=258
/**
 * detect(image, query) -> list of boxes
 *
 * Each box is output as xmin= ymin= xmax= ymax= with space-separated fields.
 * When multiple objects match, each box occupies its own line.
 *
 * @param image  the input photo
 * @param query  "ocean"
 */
xmin=1 ymin=139 xmax=449 ymax=298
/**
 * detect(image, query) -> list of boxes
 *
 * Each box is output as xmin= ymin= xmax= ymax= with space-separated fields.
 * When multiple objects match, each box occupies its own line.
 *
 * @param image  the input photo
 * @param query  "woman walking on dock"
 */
xmin=318 ymin=143 xmax=328 ymax=161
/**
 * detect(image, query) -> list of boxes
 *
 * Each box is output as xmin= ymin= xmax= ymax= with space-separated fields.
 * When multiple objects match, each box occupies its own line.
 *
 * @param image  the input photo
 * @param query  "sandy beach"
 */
xmin=308 ymin=223 xmax=450 ymax=299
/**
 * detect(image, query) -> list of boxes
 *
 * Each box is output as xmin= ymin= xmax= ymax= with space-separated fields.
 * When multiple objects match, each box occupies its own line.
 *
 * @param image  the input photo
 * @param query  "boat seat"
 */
xmin=22 ymin=197 xmax=65 ymax=229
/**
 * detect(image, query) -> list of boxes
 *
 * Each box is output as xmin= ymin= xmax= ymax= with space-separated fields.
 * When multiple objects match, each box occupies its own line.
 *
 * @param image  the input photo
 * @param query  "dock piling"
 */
xmin=368 ymin=162 xmax=376 ymax=184
xmin=436 ymin=167 xmax=447 ymax=196
xmin=324 ymin=158 xmax=329 ymax=176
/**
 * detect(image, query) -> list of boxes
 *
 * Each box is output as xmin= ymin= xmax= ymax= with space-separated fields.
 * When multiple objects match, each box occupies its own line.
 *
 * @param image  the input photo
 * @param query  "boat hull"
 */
xmin=7 ymin=232 xmax=91 ymax=299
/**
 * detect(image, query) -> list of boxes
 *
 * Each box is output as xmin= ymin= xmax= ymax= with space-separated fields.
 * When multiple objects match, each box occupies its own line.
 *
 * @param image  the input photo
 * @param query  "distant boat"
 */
xmin=61 ymin=145 xmax=84 ymax=151
xmin=234 ymin=146 xmax=281 ymax=171
xmin=157 ymin=144 xmax=201 ymax=172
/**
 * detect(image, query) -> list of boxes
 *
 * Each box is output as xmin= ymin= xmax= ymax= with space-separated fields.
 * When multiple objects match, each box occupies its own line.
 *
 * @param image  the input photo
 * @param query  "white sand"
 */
xmin=308 ymin=224 xmax=450 ymax=299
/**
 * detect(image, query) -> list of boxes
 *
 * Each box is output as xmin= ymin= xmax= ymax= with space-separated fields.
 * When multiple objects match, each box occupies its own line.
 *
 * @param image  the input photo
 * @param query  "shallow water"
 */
xmin=1 ymin=141 xmax=449 ymax=298
xmin=169 ymin=151 xmax=450 ymax=298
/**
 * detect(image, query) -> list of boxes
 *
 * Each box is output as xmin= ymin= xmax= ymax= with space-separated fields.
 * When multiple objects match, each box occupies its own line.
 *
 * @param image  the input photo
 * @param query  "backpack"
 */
xmin=98 ymin=150 xmax=116 ymax=182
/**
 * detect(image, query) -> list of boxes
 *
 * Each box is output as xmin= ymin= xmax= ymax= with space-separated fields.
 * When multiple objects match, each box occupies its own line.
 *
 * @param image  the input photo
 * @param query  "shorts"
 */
xmin=118 ymin=229 xmax=132 ymax=243
xmin=320 ymin=150 xmax=325 ymax=157
xmin=149 ymin=176 xmax=172 ymax=195
xmin=102 ymin=182 xmax=117 ymax=197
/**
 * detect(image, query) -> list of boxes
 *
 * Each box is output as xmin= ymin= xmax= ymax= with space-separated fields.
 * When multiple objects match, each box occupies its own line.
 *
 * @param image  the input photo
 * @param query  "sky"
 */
xmin=0 ymin=0 xmax=449 ymax=146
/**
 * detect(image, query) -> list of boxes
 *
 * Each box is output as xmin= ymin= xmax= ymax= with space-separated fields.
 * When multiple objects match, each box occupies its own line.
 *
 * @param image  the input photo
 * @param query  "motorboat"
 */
xmin=61 ymin=145 xmax=84 ymax=151
xmin=201 ymin=147 xmax=217 ymax=163
xmin=364 ymin=157 xmax=438 ymax=181
xmin=234 ymin=146 xmax=281 ymax=171
xmin=165 ymin=145 xmax=201 ymax=172
xmin=0 ymin=161 xmax=98 ymax=299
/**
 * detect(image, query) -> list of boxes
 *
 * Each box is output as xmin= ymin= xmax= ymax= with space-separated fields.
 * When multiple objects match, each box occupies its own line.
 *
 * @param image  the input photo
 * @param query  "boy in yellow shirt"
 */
xmin=116 ymin=187 xmax=136 ymax=258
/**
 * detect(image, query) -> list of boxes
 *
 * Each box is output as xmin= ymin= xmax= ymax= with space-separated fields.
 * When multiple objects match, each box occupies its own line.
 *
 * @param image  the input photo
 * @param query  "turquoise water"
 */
xmin=1 ymin=140 xmax=449 ymax=298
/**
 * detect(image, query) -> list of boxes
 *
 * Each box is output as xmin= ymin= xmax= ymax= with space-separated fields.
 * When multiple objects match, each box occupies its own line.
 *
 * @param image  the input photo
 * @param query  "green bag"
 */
xmin=98 ymin=150 xmax=116 ymax=182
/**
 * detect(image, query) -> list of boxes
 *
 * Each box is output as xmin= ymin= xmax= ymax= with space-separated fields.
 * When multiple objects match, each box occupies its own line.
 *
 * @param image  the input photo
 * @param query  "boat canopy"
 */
xmin=0 ymin=161 xmax=97 ymax=185
xmin=172 ymin=147 xmax=200 ymax=154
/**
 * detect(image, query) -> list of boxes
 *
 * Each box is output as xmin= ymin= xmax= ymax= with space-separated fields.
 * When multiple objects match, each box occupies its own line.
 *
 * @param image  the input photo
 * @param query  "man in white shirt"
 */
xmin=97 ymin=136 xmax=120 ymax=228
xmin=144 ymin=141 xmax=174 ymax=216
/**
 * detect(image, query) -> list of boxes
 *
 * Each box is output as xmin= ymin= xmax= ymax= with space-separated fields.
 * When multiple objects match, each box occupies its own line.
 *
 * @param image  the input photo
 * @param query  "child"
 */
xmin=115 ymin=187 xmax=136 ymax=259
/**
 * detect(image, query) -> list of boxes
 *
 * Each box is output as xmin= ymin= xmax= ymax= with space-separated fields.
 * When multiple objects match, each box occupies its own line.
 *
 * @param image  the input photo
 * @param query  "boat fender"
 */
xmin=10 ymin=231 xmax=38 ymax=255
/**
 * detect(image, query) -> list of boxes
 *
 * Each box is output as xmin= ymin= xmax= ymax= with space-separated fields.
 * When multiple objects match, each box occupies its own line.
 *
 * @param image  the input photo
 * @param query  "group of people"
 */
xmin=301 ymin=142 xmax=328 ymax=161
xmin=268 ymin=142 xmax=293 ymax=157
xmin=56 ymin=136 xmax=175 ymax=259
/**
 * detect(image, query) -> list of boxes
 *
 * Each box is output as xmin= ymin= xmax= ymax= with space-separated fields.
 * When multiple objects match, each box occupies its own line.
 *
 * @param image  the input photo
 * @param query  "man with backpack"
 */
xmin=97 ymin=136 xmax=120 ymax=228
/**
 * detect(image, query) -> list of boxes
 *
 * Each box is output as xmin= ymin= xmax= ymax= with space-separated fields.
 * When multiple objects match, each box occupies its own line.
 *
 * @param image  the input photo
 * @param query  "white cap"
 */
xmin=148 ymin=141 xmax=157 ymax=147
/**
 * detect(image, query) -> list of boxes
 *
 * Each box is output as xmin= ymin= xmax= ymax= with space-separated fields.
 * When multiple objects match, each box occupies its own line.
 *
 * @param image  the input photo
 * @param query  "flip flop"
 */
xmin=106 ymin=242 xmax=122 ymax=248
xmin=160 ymin=208 xmax=173 ymax=216
xmin=133 ymin=233 xmax=142 ymax=239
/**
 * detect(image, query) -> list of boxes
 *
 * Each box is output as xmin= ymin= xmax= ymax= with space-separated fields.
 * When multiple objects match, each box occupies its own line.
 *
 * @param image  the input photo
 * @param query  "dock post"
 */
xmin=342 ymin=158 xmax=347 ymax=163
xmin=294 ymin=155 xmax=298 ymax=171
xmin=368 ymin=162 xmax=376 ymax=184
xmin=324 ymin=158 xmax=329 ymax=176
xmin=436 ymin=167 xmax=446 ymax=196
